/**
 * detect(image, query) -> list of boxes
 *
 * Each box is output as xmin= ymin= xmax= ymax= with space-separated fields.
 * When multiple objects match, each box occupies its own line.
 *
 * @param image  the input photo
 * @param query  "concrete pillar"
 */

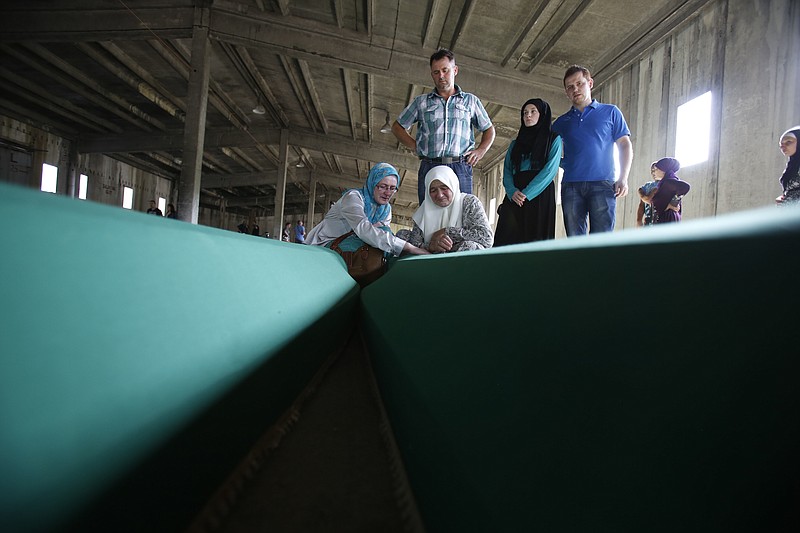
xmin=325 ymin=191 xmax=335 ymax=215
xmin=30 ymin=135 xmax=45 ymax=190
xmin=306 ymin=177 xmax=317 ymax=230
xmin=177 ymin=8 xmax=211 ymax=224
xmin=66 ymin=141 xmax=79 ymax=198
xmin=272 ymin=129 xmax=289 ymax=239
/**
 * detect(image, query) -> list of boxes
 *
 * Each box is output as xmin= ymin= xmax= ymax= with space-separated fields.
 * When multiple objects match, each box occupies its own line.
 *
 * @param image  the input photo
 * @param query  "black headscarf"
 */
xmin=510 ymin=98 xmax=556 ymax=173
xmin=779 ymin=126 xmax=800 ymax=190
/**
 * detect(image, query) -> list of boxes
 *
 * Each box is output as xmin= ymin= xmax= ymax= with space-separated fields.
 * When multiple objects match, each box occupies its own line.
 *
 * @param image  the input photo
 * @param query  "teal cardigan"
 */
xmin=502 ymin=135 xmax=563 ymax=200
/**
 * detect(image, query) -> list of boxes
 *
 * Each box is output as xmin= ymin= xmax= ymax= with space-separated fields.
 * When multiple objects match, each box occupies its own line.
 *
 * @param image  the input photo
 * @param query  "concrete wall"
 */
xmin=0 ymin=115 xmax=176 ymax=213
xmin=484 ymin=0 xmax=800 ymax=238
xmin=0 ymin=115 xmax=326 ymax=236
xmin=598 ymin=0 xmax=800 ymax=230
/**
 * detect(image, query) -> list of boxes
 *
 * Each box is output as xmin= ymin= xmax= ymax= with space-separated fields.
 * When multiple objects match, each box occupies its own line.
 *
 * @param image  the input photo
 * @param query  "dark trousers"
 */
xmin=417 ymin=160 xmax=473 ymax=204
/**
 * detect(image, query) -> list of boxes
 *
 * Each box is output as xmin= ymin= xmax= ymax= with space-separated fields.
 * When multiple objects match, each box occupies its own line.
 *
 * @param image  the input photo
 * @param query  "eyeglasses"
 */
xmin=375 ymin=184 xmax=398 ymax=193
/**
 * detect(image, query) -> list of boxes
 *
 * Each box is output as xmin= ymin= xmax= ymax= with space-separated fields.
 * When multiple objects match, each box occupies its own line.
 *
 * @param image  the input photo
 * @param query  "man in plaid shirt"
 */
xmin=392 ymin=48 xmax=496 ymax=204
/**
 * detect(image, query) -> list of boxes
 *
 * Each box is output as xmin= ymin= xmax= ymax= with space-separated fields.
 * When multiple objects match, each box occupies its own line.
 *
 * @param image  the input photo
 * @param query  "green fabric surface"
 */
xmin=0 ymin=182 xmax=358 ymax=532
xmin=361 ymin=207 xmax=800 ymax=532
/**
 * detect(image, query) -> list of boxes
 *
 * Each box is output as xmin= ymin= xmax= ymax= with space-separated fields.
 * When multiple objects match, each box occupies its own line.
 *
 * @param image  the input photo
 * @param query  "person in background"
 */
xmin=146 ymin=200 xmax=163 ymax=216
xmin=392 ymin=48 xmax=495 ymax=203
xmin=165 ymin=203 xmax=177 ymax=219
xmin=281 ymin=222 xmax=292 ymax=242
xmin=493 ymin=98 xmax=562 ymax=245
xmin=295 ymin=220 xmax=306 ymax=244
xmin=636 ymin=163 xmax=658 ymax=227
xmin=639 ymin=157 xmax=690 ymax=224
xmin=775 ymin=126 xmax=800 ymax=206
xmin=306 ymin=162 xmax=429 ymax=256
xmin=397 ymin=166 xmax=492 ymax=253
xmin=552 ymin=65 xmax=633 ymax=236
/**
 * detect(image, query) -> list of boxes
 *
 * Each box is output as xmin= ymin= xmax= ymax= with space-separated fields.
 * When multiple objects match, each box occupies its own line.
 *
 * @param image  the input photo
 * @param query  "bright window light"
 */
xmin=488 ymin=197 xmax=497 ymax=225
xmin=675 ymin=91 xmax=712 ymax=167
xmin=79 ymin=174 xmax=88 ymax=200
xmin=158 ymin=197 xmax=166 ymax=213
xmin=122 ymin=186 xmax=134 ymax=209
xmin=41 ymin=163 xmax=57 ymax=193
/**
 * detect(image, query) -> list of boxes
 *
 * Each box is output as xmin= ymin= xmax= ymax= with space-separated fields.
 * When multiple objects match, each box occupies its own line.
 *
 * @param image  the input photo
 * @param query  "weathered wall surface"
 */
xmin=78 ymin=152 xmax=174 ymax=210
xmin=715 ymin=0 xmax=800 ymax=213
xmin=484 ymin=0 xmax=800 ymax=237
xmin=0 ymin=115 xmax=318 ymax=235
xmin=598 ymin=0 xmax=800 ymax=229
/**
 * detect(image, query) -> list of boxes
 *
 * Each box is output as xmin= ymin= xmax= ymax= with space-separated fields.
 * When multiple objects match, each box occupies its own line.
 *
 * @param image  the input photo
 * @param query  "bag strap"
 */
xmin=329 ymin=230 xmax=355 ymax=252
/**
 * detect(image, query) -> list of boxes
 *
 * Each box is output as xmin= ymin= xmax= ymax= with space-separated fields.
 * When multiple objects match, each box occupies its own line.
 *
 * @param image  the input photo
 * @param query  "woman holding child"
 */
xmin=638 ymin=157 xmax=690 ymax=224
xmin=396 ymin=166 xmax=493 ymax=253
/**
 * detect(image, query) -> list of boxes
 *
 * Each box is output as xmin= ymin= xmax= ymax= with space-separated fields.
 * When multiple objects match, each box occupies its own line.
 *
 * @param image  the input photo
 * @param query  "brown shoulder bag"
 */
xmin=329 ymin=231 xmax=387 ymax=287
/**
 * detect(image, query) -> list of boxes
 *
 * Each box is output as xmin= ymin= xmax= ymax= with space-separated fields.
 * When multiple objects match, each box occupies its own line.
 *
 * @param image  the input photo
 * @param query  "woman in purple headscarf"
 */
xmin=640 ymin=157 xmax=690 ymax=224
xmin=775 ymin=126 xmax=800 ymax=206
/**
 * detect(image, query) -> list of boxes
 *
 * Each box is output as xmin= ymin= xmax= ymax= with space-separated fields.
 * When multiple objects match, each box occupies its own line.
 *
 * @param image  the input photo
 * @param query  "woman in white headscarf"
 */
xmin=396 ymin=166 xmax=493 ymax=253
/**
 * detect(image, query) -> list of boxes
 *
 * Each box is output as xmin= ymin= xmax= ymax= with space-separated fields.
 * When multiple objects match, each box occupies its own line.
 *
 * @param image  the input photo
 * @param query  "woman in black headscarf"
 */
xmin=775 ymin=126 xmax=800 ymax=206
xmin=493 ymin=98 xmax=562 ymax=245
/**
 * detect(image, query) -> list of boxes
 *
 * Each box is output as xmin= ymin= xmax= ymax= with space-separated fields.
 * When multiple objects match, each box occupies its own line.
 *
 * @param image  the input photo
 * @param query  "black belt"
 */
xmin=419 ymin=155 xmax=465 ymax=164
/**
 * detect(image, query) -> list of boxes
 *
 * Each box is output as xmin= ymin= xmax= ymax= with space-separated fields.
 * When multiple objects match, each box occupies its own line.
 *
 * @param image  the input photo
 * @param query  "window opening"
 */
xmin=675 ymin=91 xmax=712 ymax=167
xmin=122 ymin=186 xmax=134 ymax=209
xmin=41 ymin=163 xmax=57 ymax=193
xmin=79 ymin=174 xmax=88 ymax=200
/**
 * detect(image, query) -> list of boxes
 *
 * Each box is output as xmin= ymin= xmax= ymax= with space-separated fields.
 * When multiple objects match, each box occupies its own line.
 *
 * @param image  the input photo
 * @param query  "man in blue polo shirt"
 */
xmin=294 ymin=220 xmax=306 ymax=244
xmin=392 ymin=48 xmax=496 ymax=204
xmin=552 ymin=65 xmax=633 ymax=236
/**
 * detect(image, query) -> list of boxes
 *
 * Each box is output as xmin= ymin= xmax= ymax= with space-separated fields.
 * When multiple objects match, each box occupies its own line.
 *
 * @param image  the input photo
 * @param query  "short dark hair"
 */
xmin=430 ymin=48 xmax=455 ymax=66
xmin=563 ymin=65 xmax=591 ymax=87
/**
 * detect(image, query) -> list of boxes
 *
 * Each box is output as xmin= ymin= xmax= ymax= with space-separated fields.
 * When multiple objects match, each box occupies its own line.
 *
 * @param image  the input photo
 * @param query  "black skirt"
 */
xmin=493 ymin=180 xmax=556 ymax=246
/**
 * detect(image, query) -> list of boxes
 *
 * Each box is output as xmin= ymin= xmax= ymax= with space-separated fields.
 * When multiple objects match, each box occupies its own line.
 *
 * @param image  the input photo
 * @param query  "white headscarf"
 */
xmin=412 ymin=166 xmax=466 ymax=243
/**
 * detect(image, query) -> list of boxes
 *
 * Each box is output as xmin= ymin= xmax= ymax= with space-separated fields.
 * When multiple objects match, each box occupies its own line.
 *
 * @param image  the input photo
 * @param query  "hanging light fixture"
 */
xmin=252 ymin=102 xmax=266 ymax=115
xmin=380 ymin=111 xmax=392 ymax=134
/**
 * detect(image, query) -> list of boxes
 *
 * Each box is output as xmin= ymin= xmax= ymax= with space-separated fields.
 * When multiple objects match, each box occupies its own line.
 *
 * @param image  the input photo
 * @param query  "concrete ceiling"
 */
xmin=0 ymin=0 xmax=714 ymax=219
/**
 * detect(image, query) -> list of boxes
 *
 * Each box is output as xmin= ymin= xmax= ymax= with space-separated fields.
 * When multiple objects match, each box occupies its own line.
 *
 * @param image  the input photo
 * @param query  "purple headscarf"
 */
xmin=655 ymin=157 xmax=681 ymax=181
xmin=652 ymin=157 xmax=690 ymax=220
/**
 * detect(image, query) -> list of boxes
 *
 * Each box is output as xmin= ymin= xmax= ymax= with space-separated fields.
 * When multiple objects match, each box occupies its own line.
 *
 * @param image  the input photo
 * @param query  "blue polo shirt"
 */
xmin=552 ymin=100 xmax=630 ymax=182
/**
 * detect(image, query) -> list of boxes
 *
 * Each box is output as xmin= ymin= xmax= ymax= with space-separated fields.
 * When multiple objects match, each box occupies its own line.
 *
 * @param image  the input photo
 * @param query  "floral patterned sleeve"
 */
xmin=445 ymin=195 xmax=493 ymax=250
xmin=397 ymin=223 xmax=425 ymax=247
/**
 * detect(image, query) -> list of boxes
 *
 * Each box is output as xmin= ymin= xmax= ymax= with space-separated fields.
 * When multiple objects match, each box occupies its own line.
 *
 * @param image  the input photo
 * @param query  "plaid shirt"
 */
xmin=397 ymin=85 xmax=492 ymax=159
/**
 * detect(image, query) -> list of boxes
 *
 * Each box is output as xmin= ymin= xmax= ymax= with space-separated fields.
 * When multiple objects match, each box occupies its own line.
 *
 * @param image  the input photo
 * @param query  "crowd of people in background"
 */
xmin=305 ymin=50 xmax=639 ymax=263
xmin=299 ymin=48 xmax=797 ymax=271
xmin=148 ymin=48 xmax=796 ymax=262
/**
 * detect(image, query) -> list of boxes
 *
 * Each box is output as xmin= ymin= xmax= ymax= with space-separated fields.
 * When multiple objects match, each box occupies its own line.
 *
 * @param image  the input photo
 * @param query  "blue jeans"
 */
xmin=418 ymin=161 xmax=473 ymax=203
xmin=561 ymin=180 xmax=616 ymax=236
